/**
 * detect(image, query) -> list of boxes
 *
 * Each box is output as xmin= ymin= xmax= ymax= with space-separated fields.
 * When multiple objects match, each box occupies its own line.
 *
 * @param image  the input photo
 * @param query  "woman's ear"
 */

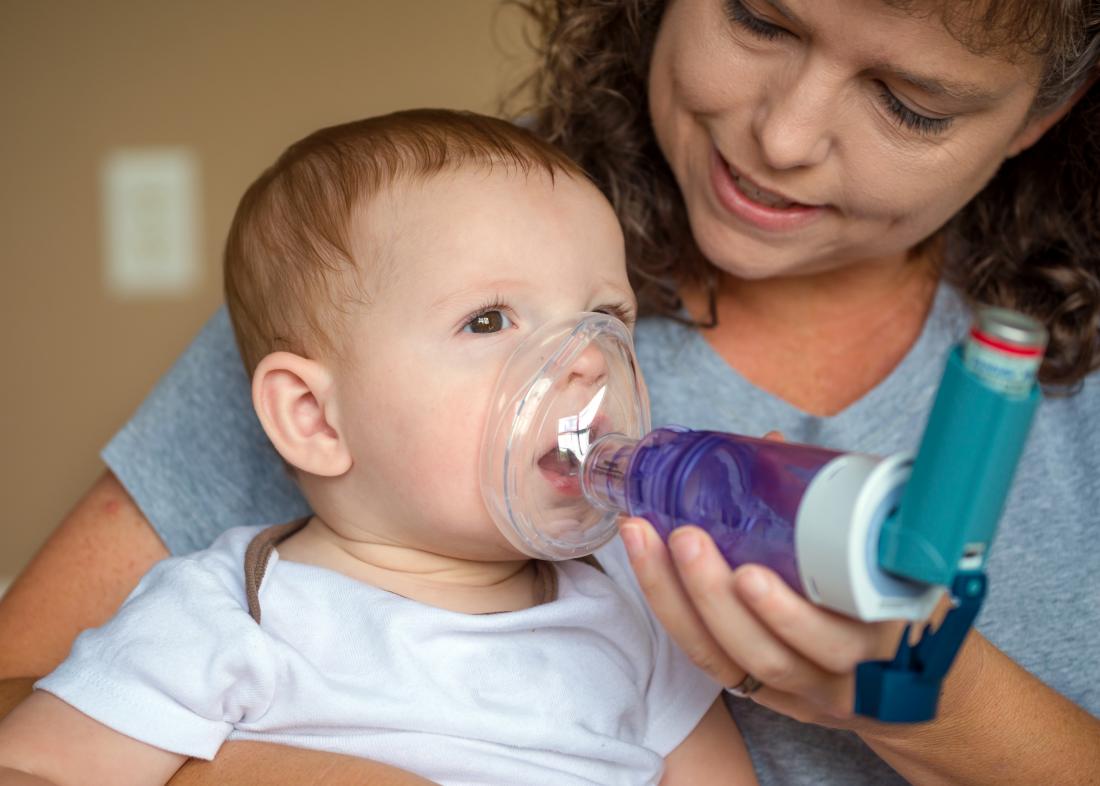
xmin=252 ymin=352 xmax=352 ymax=477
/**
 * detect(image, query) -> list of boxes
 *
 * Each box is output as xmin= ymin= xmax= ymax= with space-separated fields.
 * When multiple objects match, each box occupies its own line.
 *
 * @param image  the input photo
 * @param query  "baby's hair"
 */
xmin=224 ymin=109 xmax=588 ymax=374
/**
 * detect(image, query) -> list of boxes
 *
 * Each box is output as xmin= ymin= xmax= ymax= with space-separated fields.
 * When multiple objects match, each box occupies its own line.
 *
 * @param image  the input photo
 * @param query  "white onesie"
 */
xmin=38 ymin=524 xmax=719 ymax=786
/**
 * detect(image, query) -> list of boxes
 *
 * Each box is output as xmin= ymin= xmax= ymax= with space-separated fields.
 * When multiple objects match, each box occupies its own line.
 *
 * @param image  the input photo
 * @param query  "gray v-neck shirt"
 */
xmin=105 ymin=285 xmax=1099 ymax=784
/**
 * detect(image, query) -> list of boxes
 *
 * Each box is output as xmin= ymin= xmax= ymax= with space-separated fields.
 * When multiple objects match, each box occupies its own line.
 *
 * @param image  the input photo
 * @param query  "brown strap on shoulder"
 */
xmin=243 ymin=520 xmax=600 ymax=619
xmin=244 ymin=518 xmax=310 ymax=624
xmin=528 ymin=555 xmax=605 ymax=606
xmin=577 ymin=554 xmax=604 ymax=573
xmin=531 ymin=560 xmax=557 ymax=606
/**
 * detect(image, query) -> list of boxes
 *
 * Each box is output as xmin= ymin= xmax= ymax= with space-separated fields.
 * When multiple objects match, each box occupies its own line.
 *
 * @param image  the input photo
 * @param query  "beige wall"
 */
xmin=0 ymin=1 xmax=534 ymax=578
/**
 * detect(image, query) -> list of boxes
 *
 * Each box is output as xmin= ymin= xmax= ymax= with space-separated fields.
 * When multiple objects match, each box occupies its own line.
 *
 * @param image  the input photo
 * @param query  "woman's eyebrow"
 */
xmin=758 ymin=0 xmax=1002 ymax=105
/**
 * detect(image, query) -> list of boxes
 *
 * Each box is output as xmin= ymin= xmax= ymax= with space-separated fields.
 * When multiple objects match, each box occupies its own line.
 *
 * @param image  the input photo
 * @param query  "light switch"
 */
xmin=102 ymin=148 xmax=201 ymax=298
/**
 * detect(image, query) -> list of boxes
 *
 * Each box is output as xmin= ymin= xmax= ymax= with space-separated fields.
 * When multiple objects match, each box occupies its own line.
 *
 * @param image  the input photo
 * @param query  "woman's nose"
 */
xmin=751 ymin=62 xmax=835 ymax=171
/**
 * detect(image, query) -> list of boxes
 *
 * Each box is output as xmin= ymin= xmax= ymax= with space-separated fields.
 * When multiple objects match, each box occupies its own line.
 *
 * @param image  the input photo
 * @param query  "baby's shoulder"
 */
xmin=134 ymin=524 xmax=271 ymax=614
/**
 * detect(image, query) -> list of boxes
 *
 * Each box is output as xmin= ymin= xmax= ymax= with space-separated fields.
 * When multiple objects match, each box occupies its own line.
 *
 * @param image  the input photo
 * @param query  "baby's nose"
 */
xmin=567 ymin=343 xmax=608 ymax=387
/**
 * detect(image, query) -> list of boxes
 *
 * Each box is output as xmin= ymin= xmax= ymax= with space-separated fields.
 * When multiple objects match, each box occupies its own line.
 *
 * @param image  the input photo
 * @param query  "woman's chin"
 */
xmin=694 ymin=232 xmax=800 ymax=281
xmin=690 ymin=217 xmax=851 ymax=284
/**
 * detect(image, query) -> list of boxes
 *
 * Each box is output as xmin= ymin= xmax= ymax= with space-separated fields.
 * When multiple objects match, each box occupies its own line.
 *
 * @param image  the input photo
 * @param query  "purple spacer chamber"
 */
xmin=583 ymin=427 xmax=844 ymax=593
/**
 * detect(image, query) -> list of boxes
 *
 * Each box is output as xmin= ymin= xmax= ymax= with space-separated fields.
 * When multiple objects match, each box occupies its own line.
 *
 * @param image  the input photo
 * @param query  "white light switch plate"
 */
xmin=102 ymin=148 xmax=201 ymax=298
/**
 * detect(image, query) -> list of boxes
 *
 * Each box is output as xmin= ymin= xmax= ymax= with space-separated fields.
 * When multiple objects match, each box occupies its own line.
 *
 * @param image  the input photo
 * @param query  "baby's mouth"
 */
xmin=538 ymin=445 xmax=581 ymax=478
xmin=536 ymin=386 xmax=607 ymax=497
xmin=537 ymin=418 xmax=604 ymax=497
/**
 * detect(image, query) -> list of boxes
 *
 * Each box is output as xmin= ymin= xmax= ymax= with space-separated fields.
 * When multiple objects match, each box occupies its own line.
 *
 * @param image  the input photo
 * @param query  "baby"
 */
xmin=0 ymin=110 xmax=755 ymax=785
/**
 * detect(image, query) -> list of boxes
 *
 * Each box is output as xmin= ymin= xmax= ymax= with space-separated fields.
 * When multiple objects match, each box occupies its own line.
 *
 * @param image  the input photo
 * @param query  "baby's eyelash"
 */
xmin=467 ymin=297 xmax=509 ymax=321
xmin=596 ymin=303 xmax=637 ymax=327
xmin=458 ymin=296 xmax=514 ymax=333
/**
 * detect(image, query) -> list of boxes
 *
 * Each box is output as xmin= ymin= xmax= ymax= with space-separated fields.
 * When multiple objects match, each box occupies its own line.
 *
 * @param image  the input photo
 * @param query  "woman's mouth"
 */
xmin=709 ymin=148 xmax=826 ymax=232
xmin=728 ymin=168 xmax=797 ymax=209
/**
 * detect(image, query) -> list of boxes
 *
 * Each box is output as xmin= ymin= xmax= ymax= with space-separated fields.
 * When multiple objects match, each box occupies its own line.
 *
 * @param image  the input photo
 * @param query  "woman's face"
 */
xmin=649 ymin=0 xmax=1050 ymax=280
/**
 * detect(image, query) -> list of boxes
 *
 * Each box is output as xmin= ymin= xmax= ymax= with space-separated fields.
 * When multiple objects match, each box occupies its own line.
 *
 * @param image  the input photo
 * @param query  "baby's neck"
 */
xmin=275 ymin=516 xmax=543 ymax=614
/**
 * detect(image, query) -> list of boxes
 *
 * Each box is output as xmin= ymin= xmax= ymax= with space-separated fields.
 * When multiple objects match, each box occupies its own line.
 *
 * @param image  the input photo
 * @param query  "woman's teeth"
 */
xmin=730 ymin=168 xmax=796 ymax=209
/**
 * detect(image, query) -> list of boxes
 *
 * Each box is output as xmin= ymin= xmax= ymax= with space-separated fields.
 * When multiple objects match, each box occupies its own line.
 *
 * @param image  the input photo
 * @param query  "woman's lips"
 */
xmin=709 ymin=148 xmax=826 ymax=233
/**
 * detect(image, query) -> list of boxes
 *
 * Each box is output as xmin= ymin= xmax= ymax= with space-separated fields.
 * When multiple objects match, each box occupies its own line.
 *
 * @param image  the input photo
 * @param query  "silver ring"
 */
xmin=725 ymin=672 xmax=764 ymax=698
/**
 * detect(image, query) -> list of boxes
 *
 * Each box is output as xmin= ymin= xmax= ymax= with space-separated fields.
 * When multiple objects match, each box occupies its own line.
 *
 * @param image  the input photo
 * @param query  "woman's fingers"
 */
xmin=665 ymin=527 xmax=841 ymax=701
xmin=729 ymin=565 xmax=905 ymax=672
xmin=623 ymin=517 xmax=909 ymax=723
xmin=620 ymin=518 xmax=744 ymax=687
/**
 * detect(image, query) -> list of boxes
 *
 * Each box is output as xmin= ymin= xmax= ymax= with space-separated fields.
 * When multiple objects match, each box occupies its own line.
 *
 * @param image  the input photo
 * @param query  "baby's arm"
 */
xmin=0 ymin=684 xmax=437 ymax=786
xmin=0 ymin=691 xmax=186 ymax=786
xmin=661 ymin=698 xmax=758 ymax=785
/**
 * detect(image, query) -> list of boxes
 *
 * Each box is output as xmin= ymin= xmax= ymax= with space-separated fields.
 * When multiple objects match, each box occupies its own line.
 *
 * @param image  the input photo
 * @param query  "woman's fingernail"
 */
xmin=670 ymin=532 xmax=700 ymax=564
xmin=621 ymin=523 xmax=646 ymax=559
xmin=739 ymin=569 xmax=770 ymax=601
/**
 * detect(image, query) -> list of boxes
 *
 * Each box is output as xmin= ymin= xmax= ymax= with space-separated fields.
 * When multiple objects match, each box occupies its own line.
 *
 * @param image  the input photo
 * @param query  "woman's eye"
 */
xmin=463 ymin=309 xmax=514 ymax=334
xmin=877 ymin=84 xmax=954 ymax=135
xmin=724 ymin=0 xmax=791 ymax=41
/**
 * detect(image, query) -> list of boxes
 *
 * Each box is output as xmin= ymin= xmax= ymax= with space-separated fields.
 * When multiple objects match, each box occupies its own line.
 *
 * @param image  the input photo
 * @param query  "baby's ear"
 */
xmin=252 ymin=352 xmax=352 ymax=477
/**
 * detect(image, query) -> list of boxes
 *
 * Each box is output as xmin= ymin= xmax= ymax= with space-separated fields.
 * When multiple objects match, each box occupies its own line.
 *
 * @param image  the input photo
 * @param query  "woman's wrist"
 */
xmin=854 ymin=630 xmax=989 ymax=756
xmin=855 ymin=630 xmax=1100 ymax=786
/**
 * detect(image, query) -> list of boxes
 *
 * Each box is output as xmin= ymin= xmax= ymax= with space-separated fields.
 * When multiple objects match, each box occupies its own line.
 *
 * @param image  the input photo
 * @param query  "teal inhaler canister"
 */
xmin=877 ymin=308 xmax=1047 ymax=587
xmin=855 ymin=307 xmax=1047 ymax=722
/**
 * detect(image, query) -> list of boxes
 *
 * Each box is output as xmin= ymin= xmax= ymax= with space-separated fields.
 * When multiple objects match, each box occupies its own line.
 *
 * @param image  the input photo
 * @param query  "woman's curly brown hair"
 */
xmin=507 ymin=0 xmax=1100 ymax=389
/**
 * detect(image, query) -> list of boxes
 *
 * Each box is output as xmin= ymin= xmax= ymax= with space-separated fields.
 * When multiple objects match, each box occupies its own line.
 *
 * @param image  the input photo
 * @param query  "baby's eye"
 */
xmin=463 ymin=309 xmax=514 ymax=334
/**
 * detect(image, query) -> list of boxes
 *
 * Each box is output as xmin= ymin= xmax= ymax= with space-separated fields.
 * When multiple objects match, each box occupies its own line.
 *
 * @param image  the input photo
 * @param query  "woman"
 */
xmin=517 ymin=0 xmax=1100 ymax=782
xmin=1 ymin=0 xmax=1097 ymax=783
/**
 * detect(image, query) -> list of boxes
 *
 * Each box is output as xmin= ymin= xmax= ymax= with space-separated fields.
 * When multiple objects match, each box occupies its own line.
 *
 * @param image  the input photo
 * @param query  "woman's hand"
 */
xmin=618 ymin=517 xmax=903 ymax=729
xmin=619 ymin=517 xmax=1100 ymax=785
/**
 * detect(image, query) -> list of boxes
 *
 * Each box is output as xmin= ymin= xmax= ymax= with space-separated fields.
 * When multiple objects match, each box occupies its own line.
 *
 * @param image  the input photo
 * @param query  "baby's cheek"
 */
xmin=401 ymin=429 xmax=481 ymax=496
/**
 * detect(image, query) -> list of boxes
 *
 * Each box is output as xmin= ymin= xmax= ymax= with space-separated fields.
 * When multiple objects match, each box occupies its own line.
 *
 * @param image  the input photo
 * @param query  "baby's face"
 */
xmin=330 ymin=166 xmax=633 ymax=560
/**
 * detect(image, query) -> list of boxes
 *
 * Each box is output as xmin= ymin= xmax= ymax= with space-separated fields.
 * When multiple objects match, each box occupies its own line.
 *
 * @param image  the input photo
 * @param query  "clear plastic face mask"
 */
xmin=481 ymin=313 xmax=650 ymax=560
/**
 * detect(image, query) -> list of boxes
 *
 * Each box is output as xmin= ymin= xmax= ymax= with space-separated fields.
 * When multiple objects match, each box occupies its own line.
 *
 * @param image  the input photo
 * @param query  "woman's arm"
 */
xmin=621 ymin=519 xmax=1100 ymax=786
xmin=0 ymin=472 xmax=168 ymax=679
xmin=860 ymin=633 xmax=1100 ymax=786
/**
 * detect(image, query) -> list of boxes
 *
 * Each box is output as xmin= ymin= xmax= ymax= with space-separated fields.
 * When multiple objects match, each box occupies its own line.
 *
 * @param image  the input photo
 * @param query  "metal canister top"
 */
xmin=975 ymin=307 xmax=1047 ymax=349
xmin=964 ymin=307 xmax=1047 ymax=396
